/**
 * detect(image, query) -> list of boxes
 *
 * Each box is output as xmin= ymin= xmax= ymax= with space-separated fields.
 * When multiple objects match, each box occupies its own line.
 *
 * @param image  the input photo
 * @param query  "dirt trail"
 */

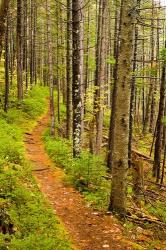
xmin=25 ymin=113 xmax=132 ymax=250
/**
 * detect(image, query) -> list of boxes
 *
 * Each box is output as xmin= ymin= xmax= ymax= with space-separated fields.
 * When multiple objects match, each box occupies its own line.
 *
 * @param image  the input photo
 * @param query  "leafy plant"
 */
xmin=43 ymin=132 xmax=111 ymax=209
xmin=0 ymin=86 xmax=71 ymax=250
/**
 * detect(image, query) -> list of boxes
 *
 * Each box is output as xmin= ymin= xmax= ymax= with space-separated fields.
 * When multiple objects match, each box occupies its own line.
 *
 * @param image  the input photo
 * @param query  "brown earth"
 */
xmin=25 ymin=113 xmax=133 ymax=250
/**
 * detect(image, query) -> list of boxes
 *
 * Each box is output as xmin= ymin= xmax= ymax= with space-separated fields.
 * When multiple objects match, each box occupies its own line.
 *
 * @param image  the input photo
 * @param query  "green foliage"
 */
xmin=0 ymin=86 xmax=48 ymax=165
xmin=162 ymin=116 xmax=166 ymax=125
xmin=136 ymin=78 xmax=144 ymax=89
xmin=143 ymin=66 xmax=157 ymax=77
xmin=22 ymin=86 xmax=48 ymax=118
xmin=0 ymin=86 xmax=71 ymax=250
xmin=149 ymin=68 xmax=157 ymax=77
xmin=103 ymin=109 xmax=111 ymax=128
xmin=127 ymin=186 xmax=133 ymax=195
xmin=44 ymin=132 xmax=72 ymax=167
xmin=160 ymin=47 xmax=166 ymax=61
xmin=4 ymin=108 xmax=27 ymax=125
xmin=146 ymin=201 xmax=166 ymax=223
xmin=0 ymin=165 xmax=71 ymax=250
xmin=106 ymin=56 xmax=116 ymax=66
xmin=131 ymin=243 xmax=144 ymax=250
xmin=88 ymin=56 xmax=96 ymax=71
xmin=0 ymin=119 xmax=24 ymax=164
xmin=43 ymin=132 xmax=111 ymax=209
xmin=124 ymin=222 xmax=135 ymax=231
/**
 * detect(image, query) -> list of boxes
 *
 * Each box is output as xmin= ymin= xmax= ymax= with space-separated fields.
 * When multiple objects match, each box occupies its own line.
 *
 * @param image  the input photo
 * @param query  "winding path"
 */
xmin=25 ymin=113 xmax=132 ymax=250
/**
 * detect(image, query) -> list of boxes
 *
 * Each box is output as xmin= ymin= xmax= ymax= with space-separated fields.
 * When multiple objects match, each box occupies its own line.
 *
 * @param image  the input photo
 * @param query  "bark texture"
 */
xmin=0 ymin=0 xmax=9 ymax=59
xmin=94 ymin=0 xmax=108 ymax=155
xmin=153 ymin=50 xmax=166 ymax=181
xmin=17 ymin=0 xmax=23 ymax=100
xmin=46 ymin=0 xmax=55 ymax=136
xmin=66 ymin=0 xmax=72 ymax=139
xmin=72 ymin=0 xmax=83 ymax=157
xmin=109 ymin=0 xmax=135 ymax=215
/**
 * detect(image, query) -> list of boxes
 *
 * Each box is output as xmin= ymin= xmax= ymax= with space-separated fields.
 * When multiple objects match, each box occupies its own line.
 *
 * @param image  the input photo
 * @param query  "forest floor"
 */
xmin=25 ymin=112 xmax=134 ymax=250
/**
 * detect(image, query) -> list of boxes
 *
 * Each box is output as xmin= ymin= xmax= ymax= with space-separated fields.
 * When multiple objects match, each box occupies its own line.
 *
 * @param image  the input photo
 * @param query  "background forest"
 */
xmin=0 ymin=0 xmax=166 ymax=249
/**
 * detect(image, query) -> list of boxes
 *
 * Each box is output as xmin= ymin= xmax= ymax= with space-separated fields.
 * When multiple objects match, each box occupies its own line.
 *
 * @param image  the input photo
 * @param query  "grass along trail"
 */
xmin=25 ymin=112 xmax=132 ymax=250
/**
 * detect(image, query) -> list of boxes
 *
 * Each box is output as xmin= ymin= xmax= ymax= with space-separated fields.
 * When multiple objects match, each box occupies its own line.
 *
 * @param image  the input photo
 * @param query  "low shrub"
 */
xmin=0 ymin=119 xmax=24 ymax=165
xmin=22 ymin=86 xmax=48 ymax=118
xmin=43 ymin=132 xmax=111 ymax=209
xmin=0 ymin=165 xmax=71 ymax=250
xmin=0 ymin=86 xmax=71 ymax=250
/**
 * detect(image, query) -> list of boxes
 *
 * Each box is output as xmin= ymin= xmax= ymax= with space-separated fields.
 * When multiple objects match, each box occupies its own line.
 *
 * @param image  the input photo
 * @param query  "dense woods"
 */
xmin=0 ymin=0 xmax=166 ymax=249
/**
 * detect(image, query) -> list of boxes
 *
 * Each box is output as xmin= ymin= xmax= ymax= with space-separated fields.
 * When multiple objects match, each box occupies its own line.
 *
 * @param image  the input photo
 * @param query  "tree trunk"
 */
xmin=128 ymin=0 xmax=141 ymax=166
xmin=46 ymin=0 xmax=55 ymax=137
xmin=66 ymin=0 xmax=73 ymax=139
xmin=153 ymin=44 xmax=166 ymax=181
xmin=72 ymin=0 xmax=83 ymax=157
xmin=107 ymin=0 xmax=121 ymax=170
xmin=84 ymin=5 xmax=90 ymax=114
xmin=17 ymin=0 xmax=23 ymax=100
xmin=109 ymin=0 xmax=135 ymax=216
xmin=4 ymin=9 xmax=9 ymax=112
xmin=0 ymin=0 xmax=9 ymax=59
xmin=94 ymin=0 xmax=107 ymax=155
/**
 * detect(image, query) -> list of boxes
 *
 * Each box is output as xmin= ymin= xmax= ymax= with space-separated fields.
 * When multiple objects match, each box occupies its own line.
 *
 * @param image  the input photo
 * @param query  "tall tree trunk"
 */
xmin=23 ymin=0 xmax=28 ymax=90
xmin=72 ymin=0 xmax=83 ymax=157
xmin=109 ymin=0 xmax=135 ymax=216
xmin=0 ymin=0 xmax=9 ymax=59
xmin=30 ymin=0 xmax=34 ymax=86
xmin=153 ymin=44 xmax=166 ymax=181
xmin=56 ymin=3 xmax=60 ymax=124
xmin=46 ymin=0 xmax=55 ymax=137
xmin=66 ymin=0 xmax=73 ymax=139
xmin=94 ymin=0 xmax=107 ymax=154
xmin=84 ymin=5 xmax=90 ymax=114
xmin=33 ymin=2 xmax=37 ymax=85
xmin=107 ymin=0 xmax=121 ymax=170
xmin=143 ymin=0 xmax=155 ymax=134
xmin=4 ymin=9 xmax=9 ymax=112
xmin=128 ymin=0 xmax=140 ymax=167
xmin=17 ymin=0 xmax=23 ymax=100
xmin=149 ymin=0 xmax=156 ymax=133
xmin=80 ymin=6 xmax=84 ymax=143
xmin=128 ymin=25 xmax=138 ymax=167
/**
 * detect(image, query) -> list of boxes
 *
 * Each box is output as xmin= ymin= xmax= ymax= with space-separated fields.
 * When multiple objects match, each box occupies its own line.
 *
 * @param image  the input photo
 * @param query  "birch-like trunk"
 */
xmin=72 ymin=0 xmax=83 ymax=157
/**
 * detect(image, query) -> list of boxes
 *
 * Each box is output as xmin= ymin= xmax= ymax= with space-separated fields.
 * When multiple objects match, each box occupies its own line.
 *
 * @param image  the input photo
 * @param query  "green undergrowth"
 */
xmin=43 ymin=131 xmax=111 ymax=210
xmin=0 ymin=86 xmax=71 ymax=250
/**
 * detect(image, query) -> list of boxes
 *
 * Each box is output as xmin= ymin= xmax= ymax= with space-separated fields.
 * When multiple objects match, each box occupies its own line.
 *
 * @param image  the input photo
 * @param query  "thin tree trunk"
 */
xmin=94 ymin=0 xmax=107 ymax=154
xmin=84 ymin=5 xmax=90 ymax=114
xmin=72 ymin=0 xmax=83 ymax=157
xmin=107 ymin=0 xmax=121 ymax=169
xmin=17 ymin=0 xmax=23 ymax=100
xmin=66 ymin=0 xmax=72 ymax=139
xmin=46 ymin=0 xmax=55 ymax=137
xmin=4 ymin=9 xmax=9 ymax=112
xmin=128 ymin=25 xmax=138 ymax=167
xmin=0 ymin=0 xmax=9 ymax=59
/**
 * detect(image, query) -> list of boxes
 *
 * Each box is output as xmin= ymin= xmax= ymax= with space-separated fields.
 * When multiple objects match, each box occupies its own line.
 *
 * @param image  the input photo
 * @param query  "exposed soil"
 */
xmin=25 ymin=113 xmax=133 ymax=250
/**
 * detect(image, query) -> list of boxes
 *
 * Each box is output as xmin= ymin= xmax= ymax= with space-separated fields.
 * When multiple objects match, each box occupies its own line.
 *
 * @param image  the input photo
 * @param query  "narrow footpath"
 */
xmin=25 ymin=113 xmax=132 ymax=250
